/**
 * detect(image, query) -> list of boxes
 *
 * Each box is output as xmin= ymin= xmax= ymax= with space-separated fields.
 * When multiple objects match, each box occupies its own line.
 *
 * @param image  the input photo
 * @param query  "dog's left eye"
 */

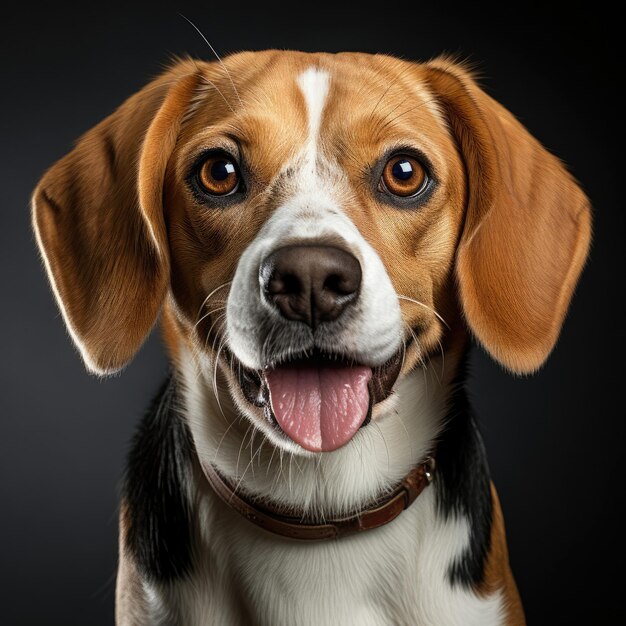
xmin=197 ymin=154 xmax=241 ymax=196
xmin=379 ymin=155 xmax=428 ymax=198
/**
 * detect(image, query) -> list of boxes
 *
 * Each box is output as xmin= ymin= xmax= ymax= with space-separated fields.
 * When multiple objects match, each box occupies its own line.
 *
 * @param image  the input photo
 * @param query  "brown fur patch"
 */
xmin=480 ymin=484 xmax=526 ymax=625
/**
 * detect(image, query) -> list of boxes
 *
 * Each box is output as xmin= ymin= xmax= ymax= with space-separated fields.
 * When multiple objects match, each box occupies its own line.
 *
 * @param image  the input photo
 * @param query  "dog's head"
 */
xmin=33 ymin=52 xmax=591 ymax=454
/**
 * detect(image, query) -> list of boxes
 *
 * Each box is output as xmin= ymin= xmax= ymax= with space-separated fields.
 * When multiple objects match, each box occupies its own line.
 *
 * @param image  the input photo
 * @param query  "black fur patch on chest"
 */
xmin=122 ymin=375 xmax=195 ymax=583
xmin=434 ymin=363 xmax=494 ymax=589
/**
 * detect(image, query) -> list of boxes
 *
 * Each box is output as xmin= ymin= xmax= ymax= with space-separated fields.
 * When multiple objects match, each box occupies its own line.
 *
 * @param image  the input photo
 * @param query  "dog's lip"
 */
xmin=224 ymin=343 xmax=407 ymax=430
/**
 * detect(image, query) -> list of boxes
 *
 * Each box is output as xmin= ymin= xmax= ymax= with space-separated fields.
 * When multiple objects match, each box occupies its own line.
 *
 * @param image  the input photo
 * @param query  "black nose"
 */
xmin=261 ymin=245 xmax=362 ymax=329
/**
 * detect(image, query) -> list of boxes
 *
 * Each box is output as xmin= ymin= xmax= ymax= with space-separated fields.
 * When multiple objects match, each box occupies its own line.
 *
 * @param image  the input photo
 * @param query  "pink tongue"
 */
xmin=265 ymin=366 xmax=372 ymax=452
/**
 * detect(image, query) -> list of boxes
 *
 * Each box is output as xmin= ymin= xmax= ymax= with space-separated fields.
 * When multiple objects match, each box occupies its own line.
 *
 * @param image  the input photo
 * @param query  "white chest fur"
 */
xmin=152 ymin=488 xmax=503 ymax=626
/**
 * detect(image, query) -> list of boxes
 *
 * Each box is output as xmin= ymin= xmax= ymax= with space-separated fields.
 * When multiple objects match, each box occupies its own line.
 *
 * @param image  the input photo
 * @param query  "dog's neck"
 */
xmin=178 ymin=345 xmax=455 ymax=518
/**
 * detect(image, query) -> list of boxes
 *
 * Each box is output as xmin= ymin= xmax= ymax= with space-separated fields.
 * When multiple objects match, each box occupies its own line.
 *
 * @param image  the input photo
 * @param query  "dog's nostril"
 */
xmin=323 ymin=273 xmax=342 ymax=294
xmin=323 ymin=273 xmax=358 ymax=296
xmin=268 ymin=272 xmax=302 ymax=296
xmin=261 ymin=245 xmax=362 ymax=329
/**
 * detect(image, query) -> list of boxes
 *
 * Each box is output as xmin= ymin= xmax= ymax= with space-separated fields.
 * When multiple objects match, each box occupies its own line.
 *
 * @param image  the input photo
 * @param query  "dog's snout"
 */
xmin=261 ymin=245 xmax=362 ymax=329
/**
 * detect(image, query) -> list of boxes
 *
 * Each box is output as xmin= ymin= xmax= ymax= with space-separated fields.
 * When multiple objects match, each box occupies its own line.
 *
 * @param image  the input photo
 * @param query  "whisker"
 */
xmin=400 ymin=336 xmax=407 ymax=372
xmin=395 ymin=412 xmax=414 ymax=461
xmin=235 ymin=422 xmax=253 ymax=481
xmin=256 ymin=436 xmax=266 ymax=469
xmin=211 ymin=327 xmax=230 ymax=422
xmin=206 ymin=314 xmax=227 ymax=352
xmin=375 ymin=96 xmax=410 ymax=132
xmin=248 ymin=428 xmax=256 ymax=479
xmin=404 ymin=322 xmax=421 ymax=355
xmin=418 ymin=352 xmax=429 ymax=394
xmin=375 ymin=97 xmax=441 ymax=136
xmin=273 ymin=448 xmax=287 ymax=492
xmin=397 ymin=294 xmax=450 ymax=329
xmin=266 ymin=441 xmax=278 ymax=477
xmin=368 ymin=80 xmax=396 ymax=121
xmin=193 ymin=306 xmax=226 ymax=333
xmin=212 ymin=412 xmax=243 ymax=464
xmin=232 ymin=441 xmax=258 ymax=499
xmin=198 ymin=73 xmax=236 ymax=114
xmin=195 ymin=281 xmax=232 ymax=321
xmin=372 ymin=421 xmax=390 ymax=472
xmin=436 ymin=338 xmax=446 ymax=381
xmin=179 ymin=14 xmax=243 ymax=109
xmin=352 ymin=62 xmax=391 ymax=111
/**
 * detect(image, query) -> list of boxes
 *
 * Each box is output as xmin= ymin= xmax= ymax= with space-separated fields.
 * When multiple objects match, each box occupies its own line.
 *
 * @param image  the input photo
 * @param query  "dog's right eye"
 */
xmin=197 ymin=154 xmax=241 ymax=196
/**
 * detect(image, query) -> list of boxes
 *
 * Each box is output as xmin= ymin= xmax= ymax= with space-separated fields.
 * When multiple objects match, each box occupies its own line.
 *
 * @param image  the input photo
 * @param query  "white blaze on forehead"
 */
xmin=226 ymin=65 xmax=403 ymax=374
xmin=297 ymin=67 xmax=330 ymax=157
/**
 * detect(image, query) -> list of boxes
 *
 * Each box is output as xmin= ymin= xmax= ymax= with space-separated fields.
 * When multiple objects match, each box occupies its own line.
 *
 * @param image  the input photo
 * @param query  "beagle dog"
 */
xmin=32 ymin=51 xmax=591 ymax=625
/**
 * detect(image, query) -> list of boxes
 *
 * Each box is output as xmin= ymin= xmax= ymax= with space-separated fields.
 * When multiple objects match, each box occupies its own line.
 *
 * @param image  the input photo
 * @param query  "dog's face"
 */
xmin=166 ymin=54 xmax=466 ymax=453
xmin=33 ymin=51 xmax=591 ymax=455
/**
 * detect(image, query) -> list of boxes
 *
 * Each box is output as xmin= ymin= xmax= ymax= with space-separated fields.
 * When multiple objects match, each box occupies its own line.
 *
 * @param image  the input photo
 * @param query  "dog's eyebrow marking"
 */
xmin=297 ymin=67 xmax=330 ymax=160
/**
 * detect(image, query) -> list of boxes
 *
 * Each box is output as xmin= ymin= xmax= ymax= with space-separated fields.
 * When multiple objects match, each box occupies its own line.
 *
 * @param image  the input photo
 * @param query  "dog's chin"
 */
xmin=219 ymin=345 xmax=405 ymax=455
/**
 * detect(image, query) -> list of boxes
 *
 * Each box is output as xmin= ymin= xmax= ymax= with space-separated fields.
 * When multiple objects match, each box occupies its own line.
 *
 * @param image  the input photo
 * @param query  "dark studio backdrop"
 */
xmin=1 ymin=2 xmax=623 ymax=624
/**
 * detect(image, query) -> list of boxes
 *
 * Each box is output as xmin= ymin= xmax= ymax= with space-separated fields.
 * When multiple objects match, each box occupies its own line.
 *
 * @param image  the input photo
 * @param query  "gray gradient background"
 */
xmin=1 ymin=3 xmax=623 ymax=624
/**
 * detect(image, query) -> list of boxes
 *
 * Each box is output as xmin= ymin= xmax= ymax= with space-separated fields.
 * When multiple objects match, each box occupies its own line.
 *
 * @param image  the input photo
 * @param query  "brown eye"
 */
xmin=198 ymin=155 xmax=240 ymax=196
xmin=380 ymin=155 xmax=428 ymax=197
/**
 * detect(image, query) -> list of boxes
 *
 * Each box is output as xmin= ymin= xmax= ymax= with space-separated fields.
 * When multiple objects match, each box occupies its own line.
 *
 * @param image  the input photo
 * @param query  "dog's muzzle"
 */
xmin=225 ymin=243 xmax=403 ymax=453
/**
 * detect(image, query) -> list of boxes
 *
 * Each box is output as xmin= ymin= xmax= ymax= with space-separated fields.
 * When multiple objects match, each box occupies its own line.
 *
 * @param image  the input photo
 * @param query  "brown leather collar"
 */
xmin=202 ymin=457 xmax=435 ymax=541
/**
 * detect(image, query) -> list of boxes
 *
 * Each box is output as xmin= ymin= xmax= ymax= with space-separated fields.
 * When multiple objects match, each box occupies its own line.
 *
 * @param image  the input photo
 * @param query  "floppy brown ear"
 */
xmin=32 ymin=60 xmax=203 ymax=375
xmin=426 ymin=59 xmax=592 ymax=374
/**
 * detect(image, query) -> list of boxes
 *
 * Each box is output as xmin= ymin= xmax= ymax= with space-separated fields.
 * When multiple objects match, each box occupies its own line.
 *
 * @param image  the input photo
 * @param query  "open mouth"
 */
xmin=228 ymin=347 xmax=405 ymax=453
